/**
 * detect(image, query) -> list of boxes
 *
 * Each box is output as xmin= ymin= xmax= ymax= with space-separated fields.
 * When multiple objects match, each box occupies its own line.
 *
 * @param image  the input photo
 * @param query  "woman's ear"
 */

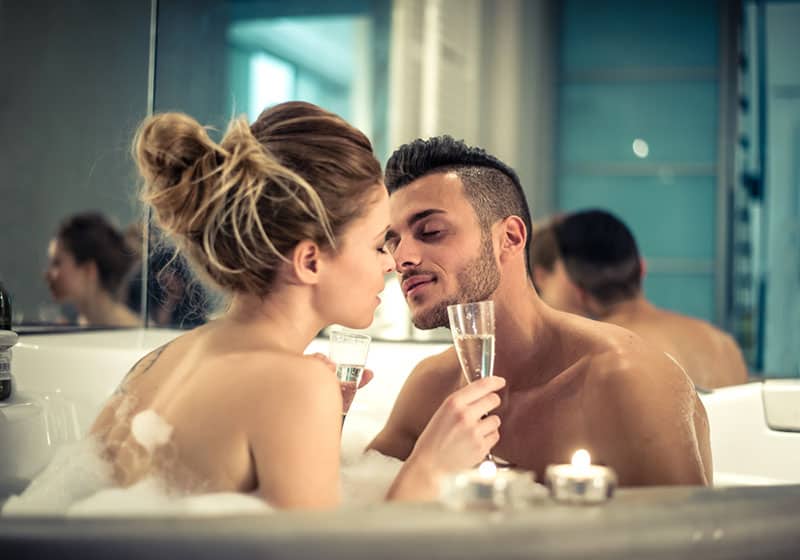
xmin=498 ymin=215 xmax=527 ymax=261
xmin=291 ymin=240 xmax=322 ymax=285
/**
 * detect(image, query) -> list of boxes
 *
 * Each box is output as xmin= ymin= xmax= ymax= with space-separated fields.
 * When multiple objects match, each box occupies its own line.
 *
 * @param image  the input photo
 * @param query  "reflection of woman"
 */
xmin=88 ymin=101 xmax=503 ymax=509
xmin=45 ymin=212 xmax=140 ymax=327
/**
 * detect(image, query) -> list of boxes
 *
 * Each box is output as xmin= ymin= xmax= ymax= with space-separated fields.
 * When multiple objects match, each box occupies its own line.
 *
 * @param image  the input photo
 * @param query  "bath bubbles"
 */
xmin=131 ymin=409 xmax=173 ymax=453
xmin=1 ymin=438 xmax=113 ymax=516
xmin=340 ymin=450 xmax=403 ymax=507
xmin=68 ymin=478 xmax=271 ymax=517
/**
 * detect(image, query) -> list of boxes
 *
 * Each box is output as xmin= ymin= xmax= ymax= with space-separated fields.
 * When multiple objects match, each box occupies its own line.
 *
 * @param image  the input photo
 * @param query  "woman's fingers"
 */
xmin=307 ymin=352 xmax=336 ymax=372
xmin=358 ymin=368 xmax=374 ymax=388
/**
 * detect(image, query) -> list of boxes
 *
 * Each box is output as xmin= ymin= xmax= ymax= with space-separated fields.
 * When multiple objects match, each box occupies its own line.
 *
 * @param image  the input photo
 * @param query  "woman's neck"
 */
xmin=224 ymin=288 xmax=325 ymax=355
xmin=77 ymin=290 xmax=138 ymax=327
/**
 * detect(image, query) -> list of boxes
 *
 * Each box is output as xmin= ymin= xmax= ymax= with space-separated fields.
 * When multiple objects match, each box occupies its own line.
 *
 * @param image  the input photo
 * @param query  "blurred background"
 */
xmin=0 ymin=0 xmax=797 ymax=377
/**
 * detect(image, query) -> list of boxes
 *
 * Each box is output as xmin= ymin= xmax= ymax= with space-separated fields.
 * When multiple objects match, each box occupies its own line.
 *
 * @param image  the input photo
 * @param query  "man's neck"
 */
xmin=491 ymin=281 xmax=558 ymax=391
xmin=595 ymin=294 xmax=651 ymax=324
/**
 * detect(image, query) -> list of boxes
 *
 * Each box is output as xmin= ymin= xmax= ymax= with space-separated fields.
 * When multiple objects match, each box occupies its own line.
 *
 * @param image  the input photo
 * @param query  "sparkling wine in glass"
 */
xmin=328 ymin=329 xmax=371 ymax=424
xmin=447 ymin=300 xmax=496 ymax=462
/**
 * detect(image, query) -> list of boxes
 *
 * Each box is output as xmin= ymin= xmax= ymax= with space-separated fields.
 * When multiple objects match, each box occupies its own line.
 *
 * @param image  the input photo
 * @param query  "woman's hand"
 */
xmin=307 ymin=352 xmax=374 ymax=388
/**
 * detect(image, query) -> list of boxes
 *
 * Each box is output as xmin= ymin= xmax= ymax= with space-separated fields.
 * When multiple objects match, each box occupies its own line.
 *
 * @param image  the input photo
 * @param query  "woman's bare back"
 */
xmin=89 ymin=324 xmax=342 ymax=501
xmin=90 ymin=327 xmax=256 ymax=494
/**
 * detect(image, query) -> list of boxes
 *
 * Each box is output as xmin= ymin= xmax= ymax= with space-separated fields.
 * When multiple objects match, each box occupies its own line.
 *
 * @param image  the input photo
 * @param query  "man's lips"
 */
xmin=402 ymin=275 xmax=435 ymax=297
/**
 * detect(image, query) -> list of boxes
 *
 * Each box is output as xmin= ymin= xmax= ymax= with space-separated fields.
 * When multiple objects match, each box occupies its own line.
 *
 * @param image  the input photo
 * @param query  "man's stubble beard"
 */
xmin=411 ymin=232 xmax=500 ymax=330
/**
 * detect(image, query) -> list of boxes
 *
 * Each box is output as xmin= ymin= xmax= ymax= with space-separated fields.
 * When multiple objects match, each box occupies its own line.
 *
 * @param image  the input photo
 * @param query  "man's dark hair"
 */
xmin=529 ymin=216 xmax=564 ymax=273
xmin=553 ymin=209 xmax=642 ymax=305
xmin=528 ymin=217 xmax=563 ymax=291
xmin=385 ymin=135 xmax=533 ymax=276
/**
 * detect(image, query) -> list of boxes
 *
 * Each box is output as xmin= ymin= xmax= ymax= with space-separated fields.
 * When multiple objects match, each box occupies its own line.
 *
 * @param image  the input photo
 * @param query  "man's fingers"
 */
xmin=452 ymin=375 xmax=506 ymax=407
xmin=478 ymin=414 xmax=502 ymax=437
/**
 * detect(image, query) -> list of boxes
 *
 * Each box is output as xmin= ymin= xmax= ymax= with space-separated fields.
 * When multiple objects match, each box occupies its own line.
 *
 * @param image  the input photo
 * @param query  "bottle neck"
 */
xmin=0 ymin=283 xmax=12 ymax=330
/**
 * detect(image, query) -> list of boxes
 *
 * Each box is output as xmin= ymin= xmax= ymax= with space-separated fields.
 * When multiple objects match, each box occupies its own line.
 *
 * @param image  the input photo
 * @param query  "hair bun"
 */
xmin=134 ymin=113 xmax=222 ymax=237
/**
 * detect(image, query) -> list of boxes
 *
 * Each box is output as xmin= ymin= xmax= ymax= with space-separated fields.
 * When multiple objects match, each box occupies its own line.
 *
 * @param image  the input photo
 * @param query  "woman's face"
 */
xmin=45 ymin=238 xmax=91 ymax=304
xmin=318 ymin=186 xmax=395 ymax=329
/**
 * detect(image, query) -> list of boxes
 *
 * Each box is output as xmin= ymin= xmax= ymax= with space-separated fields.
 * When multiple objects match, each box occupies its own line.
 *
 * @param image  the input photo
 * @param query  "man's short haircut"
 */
xmin=553 ymin=209 xmax=642 ymax=305
xmin=384 ymin=135 xmax=533 ymax=276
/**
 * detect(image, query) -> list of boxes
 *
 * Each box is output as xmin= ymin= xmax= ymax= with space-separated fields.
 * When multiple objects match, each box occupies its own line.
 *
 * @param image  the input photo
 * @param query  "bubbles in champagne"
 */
xmin=336 ymin=364 xmax=365 ymax=415
xmin=453 ymin=334 xmax=495 ymax=382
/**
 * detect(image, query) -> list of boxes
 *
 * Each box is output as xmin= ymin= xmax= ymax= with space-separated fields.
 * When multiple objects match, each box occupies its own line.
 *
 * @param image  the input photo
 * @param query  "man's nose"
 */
xmin=392 ymin=238 xmax=421 ymax=272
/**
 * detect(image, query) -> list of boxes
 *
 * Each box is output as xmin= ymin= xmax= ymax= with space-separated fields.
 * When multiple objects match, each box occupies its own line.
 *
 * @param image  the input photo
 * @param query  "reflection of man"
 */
xmin=530 ymin=210 xmax=748 ymax=390
xmin=369 ymin=136 xmax=711 ymax=486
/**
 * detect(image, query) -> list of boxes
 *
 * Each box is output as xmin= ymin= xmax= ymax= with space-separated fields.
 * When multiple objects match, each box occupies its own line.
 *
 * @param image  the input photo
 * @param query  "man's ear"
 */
xmin=576 ymin=285 xmax=602 ymax=318
xmin=291 ymin=240 xmax=322 ymax=285
xmin=498 ymin=215 xmax=527 ymax=261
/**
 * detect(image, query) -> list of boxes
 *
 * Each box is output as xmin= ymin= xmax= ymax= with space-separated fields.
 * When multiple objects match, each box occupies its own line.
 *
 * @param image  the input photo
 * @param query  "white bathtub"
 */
xmin=2 ymin=328 xmax=799 ymax=496
xmin=2 ymin=329 xmax=800 ymax=559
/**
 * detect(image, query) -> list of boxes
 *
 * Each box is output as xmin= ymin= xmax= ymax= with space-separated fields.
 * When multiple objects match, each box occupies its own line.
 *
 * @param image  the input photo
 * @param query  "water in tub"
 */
xmin=2 ymin=387 xmax=402 ymax=516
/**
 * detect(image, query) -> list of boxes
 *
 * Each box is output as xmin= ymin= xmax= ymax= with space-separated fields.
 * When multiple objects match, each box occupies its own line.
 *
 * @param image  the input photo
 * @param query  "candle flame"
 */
xmin=478 ymin=460 xmax=497 ymax=479
xmin=571 ymin=449 xmax=591 ymax=469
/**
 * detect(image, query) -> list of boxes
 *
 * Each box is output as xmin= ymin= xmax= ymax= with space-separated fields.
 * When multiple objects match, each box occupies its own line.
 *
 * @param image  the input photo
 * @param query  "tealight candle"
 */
xmin=440 ymin=460 xmax=536 ymax=510
xmin=545 ymin=449 xmax=617 ymax=504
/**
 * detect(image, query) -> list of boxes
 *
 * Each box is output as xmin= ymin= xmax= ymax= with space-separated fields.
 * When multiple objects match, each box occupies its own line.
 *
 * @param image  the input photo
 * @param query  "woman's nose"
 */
xmin=382 ymin=251 xmax=395 ymax=273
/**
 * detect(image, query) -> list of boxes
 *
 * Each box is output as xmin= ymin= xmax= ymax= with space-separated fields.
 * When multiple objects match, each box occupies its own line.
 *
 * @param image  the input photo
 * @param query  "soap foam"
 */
xmin=3 ymin=393 xmax=405 ymax=516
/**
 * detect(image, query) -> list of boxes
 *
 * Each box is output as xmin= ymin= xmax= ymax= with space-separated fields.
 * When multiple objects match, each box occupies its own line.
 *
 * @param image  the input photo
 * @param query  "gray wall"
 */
xmin=0 ymin=0 xmax=152 ymax=321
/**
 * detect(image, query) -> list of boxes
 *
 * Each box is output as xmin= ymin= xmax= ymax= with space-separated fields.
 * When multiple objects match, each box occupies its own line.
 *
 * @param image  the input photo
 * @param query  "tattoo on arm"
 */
xmin=113 ymin=343 xmax=172 ymax=395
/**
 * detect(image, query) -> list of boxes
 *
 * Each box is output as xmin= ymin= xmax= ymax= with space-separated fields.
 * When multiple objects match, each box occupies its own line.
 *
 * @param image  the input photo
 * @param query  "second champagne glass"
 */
xmin=446 ymin=300 xmax=496 ymax=463
xmin=328 ymin=329 xmax=371 ymax=425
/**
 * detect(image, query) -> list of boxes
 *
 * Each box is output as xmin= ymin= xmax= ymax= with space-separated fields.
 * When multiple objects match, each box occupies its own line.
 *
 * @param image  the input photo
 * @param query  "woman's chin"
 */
xmin=338 ymin=315 xmax=374 ymax=331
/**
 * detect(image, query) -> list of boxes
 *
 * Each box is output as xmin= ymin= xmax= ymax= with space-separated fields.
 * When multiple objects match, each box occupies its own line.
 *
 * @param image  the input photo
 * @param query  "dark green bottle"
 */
xmin=0 ymin=281 xmax=13 ymax=400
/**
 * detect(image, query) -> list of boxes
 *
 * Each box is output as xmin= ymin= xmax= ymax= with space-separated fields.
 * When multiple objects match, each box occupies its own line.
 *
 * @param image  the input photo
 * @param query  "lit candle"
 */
xmin=545 ymin=449 xmax=617 ymax=504
xmin=440 ymin=460 xmax=534 ymax=510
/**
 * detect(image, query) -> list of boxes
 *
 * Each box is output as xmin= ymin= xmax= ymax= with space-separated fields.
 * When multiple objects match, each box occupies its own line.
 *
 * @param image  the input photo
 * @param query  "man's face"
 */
xmin=386 ymin=172 xmax=500 ymax=329
xmin=534 ymin=258 xmax=586 ymax=315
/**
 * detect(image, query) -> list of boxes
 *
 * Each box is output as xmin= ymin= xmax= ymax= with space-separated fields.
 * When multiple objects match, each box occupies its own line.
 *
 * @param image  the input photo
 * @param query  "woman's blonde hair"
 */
xmin=133 ymin=101 xmax=383 ymax=295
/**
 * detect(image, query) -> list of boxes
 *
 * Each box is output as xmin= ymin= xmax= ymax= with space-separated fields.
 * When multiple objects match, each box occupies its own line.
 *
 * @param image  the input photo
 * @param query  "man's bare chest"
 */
xmin=491 ymin=386 xmax=594 ymax=480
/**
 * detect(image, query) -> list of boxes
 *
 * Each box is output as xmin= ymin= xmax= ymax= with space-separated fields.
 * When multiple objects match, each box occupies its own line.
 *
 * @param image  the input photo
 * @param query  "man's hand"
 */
xmin=409 ymin=375 xmax=505 ymax=474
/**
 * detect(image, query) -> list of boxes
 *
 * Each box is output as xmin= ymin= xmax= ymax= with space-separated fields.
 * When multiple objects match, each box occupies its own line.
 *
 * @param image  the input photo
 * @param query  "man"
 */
xmin=530 ymin=209 xmax=748 ymax=390
xmin=369 ymin=136 xmax=711 ymax=486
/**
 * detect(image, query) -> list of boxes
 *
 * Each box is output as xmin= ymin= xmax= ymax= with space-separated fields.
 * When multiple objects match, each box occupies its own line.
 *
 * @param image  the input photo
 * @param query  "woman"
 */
xmin=89 ymin=102 xmax=503 ymax=509
xmin=45 ymin=212 xmax=140 ymax=327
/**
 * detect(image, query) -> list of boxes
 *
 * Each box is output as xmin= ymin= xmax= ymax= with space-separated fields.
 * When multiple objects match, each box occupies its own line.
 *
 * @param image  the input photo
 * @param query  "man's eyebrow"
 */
xmin=407 ymin=209 xmax=446 ymax=226
xmin=386 ymin=209 xmax=447 ymax=241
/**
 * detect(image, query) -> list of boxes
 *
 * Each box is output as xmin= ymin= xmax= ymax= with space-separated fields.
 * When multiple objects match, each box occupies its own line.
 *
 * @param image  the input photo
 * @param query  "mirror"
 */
xmin=1 ymin=0 xmax=797 ymax=380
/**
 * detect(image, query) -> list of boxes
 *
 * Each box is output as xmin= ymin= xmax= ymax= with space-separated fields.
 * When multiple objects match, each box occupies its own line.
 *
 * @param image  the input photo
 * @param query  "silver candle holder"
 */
xmin=440 ymin=461 xmax=540 ymax=510
xmin=545 ymin=449 xmax=617 ymax=504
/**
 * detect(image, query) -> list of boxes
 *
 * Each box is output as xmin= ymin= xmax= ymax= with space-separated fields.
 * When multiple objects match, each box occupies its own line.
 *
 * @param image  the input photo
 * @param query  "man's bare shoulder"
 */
xmin=396 ymin=345 xmax=464 ymax=406
xmin=555 ymin=310 xmax=646 ymax=359
xmin=366 ymin=346 xmax=461 ymax=460
xmin=407 ymin=346 xmax=461 ymax=386
xmin=586 ymin=338 xmax=695 ymax=397
xmin=580 ymin=336 xmax=709 ymax=485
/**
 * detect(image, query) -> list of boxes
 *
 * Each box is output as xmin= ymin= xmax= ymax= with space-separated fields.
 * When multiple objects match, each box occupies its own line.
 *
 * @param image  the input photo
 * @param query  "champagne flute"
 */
xmin=446 ymin=300 xmax=496 ymax=463
xmin=328 ymin=329 xmax=371 ymax=425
